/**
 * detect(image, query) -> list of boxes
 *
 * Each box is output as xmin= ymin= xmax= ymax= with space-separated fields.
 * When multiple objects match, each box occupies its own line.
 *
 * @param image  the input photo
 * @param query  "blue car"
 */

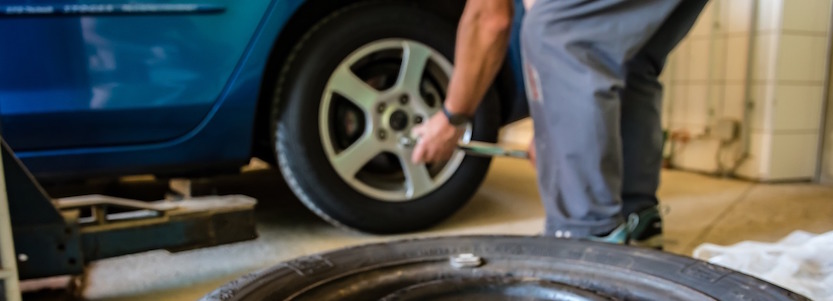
xmin=0 ymin=1 xmax=529 ymax=233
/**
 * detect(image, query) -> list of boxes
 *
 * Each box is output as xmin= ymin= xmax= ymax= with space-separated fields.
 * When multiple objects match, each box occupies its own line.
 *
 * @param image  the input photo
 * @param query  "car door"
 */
xmin=0 ymin=1 xmax=271 ymax=151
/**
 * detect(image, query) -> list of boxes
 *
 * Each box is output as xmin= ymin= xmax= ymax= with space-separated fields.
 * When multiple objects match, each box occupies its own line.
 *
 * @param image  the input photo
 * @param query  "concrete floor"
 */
xmin=21 ymin=155 xmax=833 ymax=300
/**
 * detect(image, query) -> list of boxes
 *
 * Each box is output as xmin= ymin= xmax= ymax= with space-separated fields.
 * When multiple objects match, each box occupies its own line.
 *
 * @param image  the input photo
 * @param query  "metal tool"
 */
xmin=457 ymin=140 xmax=530 ymax=159
xmin=399 ymin=136 xmax=530 ymax=159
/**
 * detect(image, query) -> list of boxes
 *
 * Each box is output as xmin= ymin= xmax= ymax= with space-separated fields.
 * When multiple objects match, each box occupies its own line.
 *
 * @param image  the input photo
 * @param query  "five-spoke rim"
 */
xmin=319 ymin=39 xmax=471 ymax=202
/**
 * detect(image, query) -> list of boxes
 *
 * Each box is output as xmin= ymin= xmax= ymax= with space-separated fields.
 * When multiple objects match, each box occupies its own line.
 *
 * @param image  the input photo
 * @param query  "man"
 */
xmin=412 ymin=0 xmax=707 ymax=246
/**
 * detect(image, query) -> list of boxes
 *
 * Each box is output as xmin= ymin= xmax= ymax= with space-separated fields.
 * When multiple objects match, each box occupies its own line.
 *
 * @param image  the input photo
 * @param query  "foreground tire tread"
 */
xmin=202 ymin=236 xmax=810 ymax=301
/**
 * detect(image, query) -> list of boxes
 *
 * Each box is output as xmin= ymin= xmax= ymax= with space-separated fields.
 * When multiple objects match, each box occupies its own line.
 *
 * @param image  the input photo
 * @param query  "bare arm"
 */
xmin=412 ymin=0 xmax=514 ymax=163
xmin=446 ymin=0 xmax=514 ymax=115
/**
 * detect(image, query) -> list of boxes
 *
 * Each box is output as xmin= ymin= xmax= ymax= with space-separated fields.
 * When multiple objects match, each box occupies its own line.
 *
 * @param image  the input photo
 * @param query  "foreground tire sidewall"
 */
xmin=203 ymin=236 xmax=809 ymax=301
xmin=274 ymin=3 xmax=500 ymax=233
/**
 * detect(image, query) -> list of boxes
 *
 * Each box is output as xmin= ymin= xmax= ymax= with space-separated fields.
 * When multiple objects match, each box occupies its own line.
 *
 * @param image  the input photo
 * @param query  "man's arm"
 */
xmin=412 ymin=0 xmax=514 ymax=163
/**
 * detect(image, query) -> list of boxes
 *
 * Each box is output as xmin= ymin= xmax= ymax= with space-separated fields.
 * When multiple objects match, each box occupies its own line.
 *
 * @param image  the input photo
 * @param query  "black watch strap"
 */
xmin=442 ymin=106 xmax=472 ymax=126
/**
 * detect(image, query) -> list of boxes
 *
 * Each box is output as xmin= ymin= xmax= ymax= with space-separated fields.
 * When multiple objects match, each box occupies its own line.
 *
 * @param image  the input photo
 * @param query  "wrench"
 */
xmin=399 ymin=136 xmax=530 ymax=159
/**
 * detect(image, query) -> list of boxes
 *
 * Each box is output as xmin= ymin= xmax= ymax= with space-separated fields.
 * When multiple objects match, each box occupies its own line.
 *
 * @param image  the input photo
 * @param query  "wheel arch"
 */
xmin=250 ymin=0 xmax=524 ymax=164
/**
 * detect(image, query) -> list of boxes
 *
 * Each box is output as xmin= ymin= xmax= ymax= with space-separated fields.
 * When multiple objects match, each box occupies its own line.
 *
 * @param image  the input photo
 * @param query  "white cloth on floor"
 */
xmin=693 ymin=230 xmax=833 ymax=301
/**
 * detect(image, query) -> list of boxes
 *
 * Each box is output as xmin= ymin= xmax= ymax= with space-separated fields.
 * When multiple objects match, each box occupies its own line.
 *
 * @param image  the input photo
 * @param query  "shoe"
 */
xmin=627 ymin=206 xmax=663 ymax=250
xmin=587 ymin=223 xmax=629 ymax=244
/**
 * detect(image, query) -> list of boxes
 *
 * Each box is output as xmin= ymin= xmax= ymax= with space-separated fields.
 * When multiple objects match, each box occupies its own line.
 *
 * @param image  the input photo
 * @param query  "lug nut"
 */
xmin=399 ymin=95 xmax=409 ymax=104
xmin=378 ymin=130 xmax=387 ymax=140
xmin=377 ymin=103 xmax=386 ymax=113
xmin=399 ymin=136 xmax=415 ymax=148
xmin=414 ymin=116 xmax=423 ymax=124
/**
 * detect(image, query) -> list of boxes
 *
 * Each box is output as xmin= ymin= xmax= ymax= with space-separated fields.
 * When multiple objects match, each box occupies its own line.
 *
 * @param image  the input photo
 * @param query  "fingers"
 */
xmin=410 ymin=112 xmax=459 ymax=164
xmin=412 ymin=137 xmax=449 ymax=164
xmin=411 ymin=141 xmax=426 ymax=164
xmin=411 ymin=125 xmax=426 ymax=163
xmin=411 ymin=124 xmax=425 ymax=139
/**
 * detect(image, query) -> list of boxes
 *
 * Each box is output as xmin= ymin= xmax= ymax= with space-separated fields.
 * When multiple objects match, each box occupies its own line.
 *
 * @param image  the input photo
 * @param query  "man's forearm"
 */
xmin=445 ymin=0 xmax=514 ymax=116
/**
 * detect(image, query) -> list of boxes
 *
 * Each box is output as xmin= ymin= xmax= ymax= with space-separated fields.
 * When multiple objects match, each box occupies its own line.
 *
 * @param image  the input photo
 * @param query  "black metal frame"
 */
xmin=4 ymin=140 xmax=258 ymax=280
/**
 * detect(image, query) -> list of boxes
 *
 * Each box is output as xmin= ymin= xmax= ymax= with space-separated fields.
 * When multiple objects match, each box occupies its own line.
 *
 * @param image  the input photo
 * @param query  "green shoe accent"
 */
xmin=588 ymin=223 xmax=629 ymax=244
xmin=628 ymin=206 xmax=664 ymax=250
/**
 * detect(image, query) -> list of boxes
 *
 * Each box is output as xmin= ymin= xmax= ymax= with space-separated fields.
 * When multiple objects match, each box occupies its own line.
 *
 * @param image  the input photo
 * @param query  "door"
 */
xmin=0 ymin=1 xmax=271 ymax=151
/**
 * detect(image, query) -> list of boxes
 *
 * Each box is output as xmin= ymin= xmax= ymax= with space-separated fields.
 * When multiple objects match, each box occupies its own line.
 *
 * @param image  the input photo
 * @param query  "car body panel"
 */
xmin=1 ymin=1 xmax=273 ymax=150
xmin=0 ymin=0 xmax=528 ymax=180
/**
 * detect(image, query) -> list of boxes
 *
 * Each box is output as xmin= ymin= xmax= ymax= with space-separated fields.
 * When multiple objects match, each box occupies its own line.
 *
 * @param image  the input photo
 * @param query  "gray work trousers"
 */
xmin=521 ymin=0 xmax=707 ymax=237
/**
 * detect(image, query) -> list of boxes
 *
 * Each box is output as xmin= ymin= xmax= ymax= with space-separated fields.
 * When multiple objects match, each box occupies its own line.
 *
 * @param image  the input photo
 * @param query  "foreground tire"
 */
xmin=272 ymin=3 xmax=500 ymax=233
xmin=202 ymin=236 xmax=809 ymax=301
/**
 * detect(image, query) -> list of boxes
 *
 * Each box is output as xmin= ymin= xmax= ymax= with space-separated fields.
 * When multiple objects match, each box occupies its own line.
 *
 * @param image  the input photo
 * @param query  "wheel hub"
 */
xmin=388 ymin=109 xmax=409 ymax=131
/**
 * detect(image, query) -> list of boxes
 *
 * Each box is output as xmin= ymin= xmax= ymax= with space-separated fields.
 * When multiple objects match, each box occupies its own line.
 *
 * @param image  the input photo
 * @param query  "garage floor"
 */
xmin=26 ymin=159 xmax=827 ymax=300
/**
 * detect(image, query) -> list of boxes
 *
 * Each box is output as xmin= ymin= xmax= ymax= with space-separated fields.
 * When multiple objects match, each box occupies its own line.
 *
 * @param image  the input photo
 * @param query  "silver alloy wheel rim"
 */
xmin=319 ymin=39 xmax=471 ymax=202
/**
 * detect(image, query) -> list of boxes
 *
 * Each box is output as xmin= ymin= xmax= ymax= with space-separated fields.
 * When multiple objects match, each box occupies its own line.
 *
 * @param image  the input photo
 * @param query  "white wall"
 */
xmin=663 ymin=0 xmax=832 ymax=181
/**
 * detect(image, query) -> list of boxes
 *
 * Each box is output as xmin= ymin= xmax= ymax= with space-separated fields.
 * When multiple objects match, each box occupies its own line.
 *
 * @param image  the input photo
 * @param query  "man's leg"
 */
xmin=621 ymin=0 xmax=708 ymax=217
xmin=521 ymin=0 xmax=682 ymax=238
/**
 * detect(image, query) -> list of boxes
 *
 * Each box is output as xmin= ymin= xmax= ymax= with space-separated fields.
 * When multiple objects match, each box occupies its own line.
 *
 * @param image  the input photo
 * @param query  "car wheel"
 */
xmin=272 ymin=3 xmax=500 ymax=233
xmin=201 ymin=236 xmax=810 ymax=301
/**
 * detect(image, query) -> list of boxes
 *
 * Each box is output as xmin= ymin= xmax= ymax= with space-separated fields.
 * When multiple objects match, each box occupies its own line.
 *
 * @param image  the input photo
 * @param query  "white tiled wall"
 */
xmin=663 ymin=0 xmax=831 ymax=181
xmin=772 ymin=85 xmax=825 ymax=131
xmin=736 ymin=132 xmax=771 ymax=178
xmin=722 ymin=84 xmax=745 ymax=120
xmin=781 ymin=0 xmax=831 ymax=33
xmin=753 ymin=33 xmax=779 ymax=81
xmin=767 ymin=132 xmax=821 ymax=179
xmin=749 ymin=83 xmax=774 ymax=132
xmin=775 ymin=35 xmax=828 ymax=83
xmin=756 ymin=0 xmax=781 ymax=31
xmin=725 ymin=36 xmax=750 ymax=81
xmin=724 ymin=0 xmax=754 ymax=33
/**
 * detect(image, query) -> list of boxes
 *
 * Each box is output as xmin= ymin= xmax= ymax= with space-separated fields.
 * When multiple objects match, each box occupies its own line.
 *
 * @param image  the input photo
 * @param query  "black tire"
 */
xmin=272 ymin=3 xmax=501 ymax=234
xmin=201 ymin=236 xmax=809 ymax=301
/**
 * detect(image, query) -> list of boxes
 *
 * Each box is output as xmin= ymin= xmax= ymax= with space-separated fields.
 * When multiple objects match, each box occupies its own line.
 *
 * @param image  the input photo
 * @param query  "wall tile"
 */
xmin=688 ymin=38 xmax=712 ymax=81
xmin=687 ymin=84 xmax=711 ymax=128
xmin=757 ymin=0 xmax=783 ymax=32
xmin=711 ymin=36 xmax=728 ymax=81
xmin=749 ymin=83 xmax=775 ymax=131
xmin=710 ymin=83 xmax=726 ymax=120
xmin=767 ymin=132 xmax=821 ymax=180
xmin=722 ymin=84 xmax=746 ymax=120
xmin=781 ymin=0 xmax=832 ymax=33
xmin=776 ymin=35 xmax=828 ymax=82
xmin=723 ymin=0 xmax=753 ymax=33
xmin=725 ymin=35 xmax=750 ymax=81
xmin=753 ymin=33 xmax=778 ymax=81
xmin=736 ymin=132 xmax=771 ymax=179
xmin=772 ymin=85 xmax=825 ymax=131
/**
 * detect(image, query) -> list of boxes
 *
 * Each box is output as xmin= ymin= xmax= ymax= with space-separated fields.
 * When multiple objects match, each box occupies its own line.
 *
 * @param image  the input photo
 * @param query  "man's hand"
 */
xmin=411 ymin=112 xmax=465 ymax=164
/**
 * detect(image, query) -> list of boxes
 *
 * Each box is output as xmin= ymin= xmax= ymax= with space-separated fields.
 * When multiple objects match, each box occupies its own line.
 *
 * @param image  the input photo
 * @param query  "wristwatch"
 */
xmin=442 ymin=105 xmax=472 ymax=126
